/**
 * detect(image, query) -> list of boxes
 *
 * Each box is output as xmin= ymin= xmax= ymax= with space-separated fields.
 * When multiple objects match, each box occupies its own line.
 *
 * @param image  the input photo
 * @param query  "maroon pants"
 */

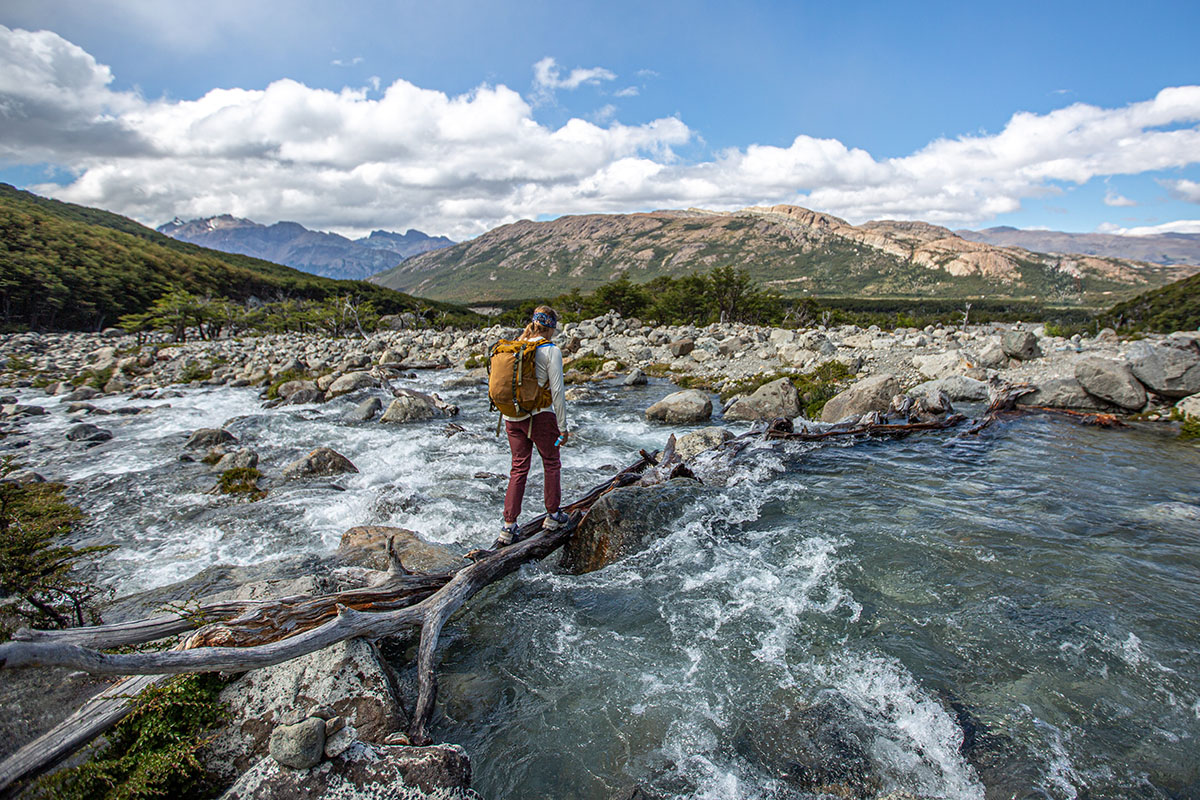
xmin=504 ymin=412 xmax=561 ymax=523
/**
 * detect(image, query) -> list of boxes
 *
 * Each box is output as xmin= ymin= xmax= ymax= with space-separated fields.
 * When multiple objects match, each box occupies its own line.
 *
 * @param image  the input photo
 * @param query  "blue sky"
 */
xmin=2 ymin=0 xmax=1199 ymax=239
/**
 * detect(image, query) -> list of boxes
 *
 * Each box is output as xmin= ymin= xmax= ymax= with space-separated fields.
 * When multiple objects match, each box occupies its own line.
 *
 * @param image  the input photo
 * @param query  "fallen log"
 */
xmin=764 ymin=414 xmax=967 ymax=441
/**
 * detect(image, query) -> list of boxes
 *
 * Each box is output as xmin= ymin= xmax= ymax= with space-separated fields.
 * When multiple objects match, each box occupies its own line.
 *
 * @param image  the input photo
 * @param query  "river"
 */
xmin=6 ymin=372 xmax=1200 ymax=799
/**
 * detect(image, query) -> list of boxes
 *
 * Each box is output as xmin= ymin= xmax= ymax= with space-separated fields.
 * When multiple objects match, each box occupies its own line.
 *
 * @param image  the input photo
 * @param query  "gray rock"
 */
xmin=669 ymin=339 xmax=695 ymax=357
xmin=268 ymin=717 xmax=326 ymax=770
xmin=4 ymin=404 xmax=47 ymax=417
xmin=220 ymin=742 xmax=479 ymax=800
xmin=326 ymin=371 xmax=379 ymax=398
xmin=645 ymin=389 xmax=712 ymax=424
xmin=205 ymin=639 xmax=404 ymax=782
xmin=186 ymin=428 xmax=237 ymax=449
xmin=1018 ymin=378 xmax=1113 ymax=411
xmin=717 ymin=336 xmax=745 ymax=356
xmin=337 ymin=526 xmax=464 ymax=573
xmin=323 ymin=721 xmax=357 ymax=759
xmin=275 ymin=379 xmax=317 ymax=400
xmin=907 ymin=375 xmax=988 ymax=402
xmin=1177 ymin=394 xmax=1200 ymax=420
xmin=1127 ymin=339 xmax=1200 ymax=398
xmin=1001 ymin=330 xmax=1041 ymax=361
xmin=724 ymin=377 xmax=801 ymax=421
xmin=282 ymin=447 xmax=358 ymax=479
xmin=1 ymin=468 xmax=45 ymax=484
xmin=911 ymin=352 xmax=968 ymax=380
xmin=213 ymin=448 xmax=259 ymax=473
xmin=280 ymin=388 xmax=326 ymax=405
xmin=348 ymin=396 xmax=383 ymax=422
xmin=62 ymin=386 xmax=101 ymax=402
xmin=821 ymin=374 xmax=901 ymax=422
xmin=622 ymin=368 xmax=647 ymax=386
xmin=66 ymin=423 xmax=112 ymax=442
xmin=562 ymin=479 xmax=702 ymax=573
xmin=1074 ymin=357 xmax=1147 ymax=410
xmin=972 ymin=339 xmax=1009 ymax=370
xmin=380 ymin=395 xmax=436 ymax=424
xmin=675 ymin=427 xmax=735 ymax=461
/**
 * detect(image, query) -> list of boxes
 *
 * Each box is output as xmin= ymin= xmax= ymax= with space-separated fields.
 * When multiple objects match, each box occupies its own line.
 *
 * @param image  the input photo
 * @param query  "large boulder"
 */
xmin=338 ymin=526 xmax=463 ymax=574
xmin=668 ymin=339 xmax=695 ymax=357
xmin=645 ymin=390 xmax=712 ymax=424
xmin=971 ymin=339 xmax=1010 ymax=370
xmin=1127 ymin=338 xmax=1200 ymax=398
xmin=911 ymin=352 xmax=969 ymax=381
xmin=1017 ymin=378 xmax=1112 ymax=411
xmin=380 ymin=395 xmax=436 ymax=424
xmin=1001 ymin=330 xmax=1041 ymax=361
xmin=1074 ymin=357 xmax=1147 ymax=410
xmin=326 ymin=371 xmax=379 ymax=398
xmin=724 ymin=377 xmax=801 ymax=421
xmin=906 ymin=375 xmax=988 ymax=402
xmin=282 ymin=447 xmax=358 ymax=479
xmin=561 ymin=478 xmax=702 ymax=574
xmin=675 ymin=427 xmax=735 ymax=461
xmin=219 ymin=742 xmax=479 ymax=800
xmin=205 ymin=639 xmax=404 ymax=782
xmin=820 ymin=374 xmax=901 ymax=423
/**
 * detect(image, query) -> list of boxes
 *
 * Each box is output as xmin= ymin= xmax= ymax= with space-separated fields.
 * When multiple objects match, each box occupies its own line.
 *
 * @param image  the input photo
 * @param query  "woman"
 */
xmin=499 ymin=305 xmax=570 ymax=545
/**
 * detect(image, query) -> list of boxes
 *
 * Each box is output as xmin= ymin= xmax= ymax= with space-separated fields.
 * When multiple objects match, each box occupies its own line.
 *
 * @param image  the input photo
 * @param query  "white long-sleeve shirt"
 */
xmin=501 ymin=341 xmax=568 ymax=430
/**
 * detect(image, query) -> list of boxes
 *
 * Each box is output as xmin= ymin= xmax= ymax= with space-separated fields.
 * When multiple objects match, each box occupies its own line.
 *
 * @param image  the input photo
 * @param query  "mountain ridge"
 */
xmin=958 ymin=226 xmax=1200 ymax=266
xmin=370 ymin=204 xmax=1197 ymax=304
xmin=157 ymin=215 xmax=455 ymax=281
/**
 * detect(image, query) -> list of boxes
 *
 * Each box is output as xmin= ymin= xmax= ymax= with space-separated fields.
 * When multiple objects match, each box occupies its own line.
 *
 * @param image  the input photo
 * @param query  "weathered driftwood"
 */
xmin=0 ymin=674 xmax=165 ymax=798
xmin=961 ymin=381 xmax=1036 ymax=436
xmin=765 ymin=414 xmax=967 ymax=441
xmin=390 ymin=384 xmax=460 ymax=417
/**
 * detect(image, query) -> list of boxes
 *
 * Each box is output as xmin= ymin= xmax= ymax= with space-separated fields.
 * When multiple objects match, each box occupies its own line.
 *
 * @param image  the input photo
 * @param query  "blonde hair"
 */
xmin=520 ymin=305 xmax=558 ymax=340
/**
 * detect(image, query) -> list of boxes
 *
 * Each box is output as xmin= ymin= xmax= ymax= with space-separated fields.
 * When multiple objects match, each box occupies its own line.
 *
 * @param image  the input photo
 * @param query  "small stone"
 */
xmin=66 ymin=423 xmax=113 ymax=442
xmin=185 ymin=428 xmax=236 ymax=449
xmin=622 ymin=368 xmax=647 ymax=386
xmin=268 ymin=717 xmax=326 ymax=770
xmin=347 ymin=396 xmax=383 ymax=422
xmin=322 ymin=722 xmax=357 ymax=759
xmin=212 ymin=448 xmax=259 ymax=473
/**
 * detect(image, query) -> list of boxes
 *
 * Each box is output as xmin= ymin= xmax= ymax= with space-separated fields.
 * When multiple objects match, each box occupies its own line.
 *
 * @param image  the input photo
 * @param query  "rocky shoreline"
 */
xmin=2 ymin=314 xmax=1199 ymax=426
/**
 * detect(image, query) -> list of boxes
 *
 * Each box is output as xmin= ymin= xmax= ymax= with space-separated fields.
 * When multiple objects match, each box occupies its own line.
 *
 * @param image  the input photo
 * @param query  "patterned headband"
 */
xmin=532 ymin=311 xmax=557 ymax=329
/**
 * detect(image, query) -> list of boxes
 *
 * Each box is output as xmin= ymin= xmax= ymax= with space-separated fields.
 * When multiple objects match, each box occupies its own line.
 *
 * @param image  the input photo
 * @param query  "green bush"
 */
xmin=34 ymin=673 xmax=230 ymax=800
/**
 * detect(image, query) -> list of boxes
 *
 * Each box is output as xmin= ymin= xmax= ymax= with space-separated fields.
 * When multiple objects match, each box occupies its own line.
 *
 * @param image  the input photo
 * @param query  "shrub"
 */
xmin=34 ymin=673 xmax=230 ymax=800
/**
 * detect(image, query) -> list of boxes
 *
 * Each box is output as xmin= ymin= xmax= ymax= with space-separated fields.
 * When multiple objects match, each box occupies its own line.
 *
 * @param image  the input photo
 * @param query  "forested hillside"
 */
xmin=0 ymin=184 xmax=474 ymax=330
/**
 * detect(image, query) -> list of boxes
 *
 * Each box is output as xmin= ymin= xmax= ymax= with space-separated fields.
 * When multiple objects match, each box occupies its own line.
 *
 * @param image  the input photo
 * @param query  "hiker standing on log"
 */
xmin=488 ymin=305 xmax=570 ymax=546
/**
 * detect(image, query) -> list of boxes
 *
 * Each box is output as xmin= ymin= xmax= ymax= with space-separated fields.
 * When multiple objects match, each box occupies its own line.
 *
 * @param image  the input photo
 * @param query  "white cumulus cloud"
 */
xmin=1104 ymin=188 xmax=1137 ymax=207
xmin=1163 ymin=178 xmax=1200 ymax=203
xmin=1097 ymin=219 xmax=1200 ymax=236
xmin=5 ymin=26 xmax=1200 ymax=241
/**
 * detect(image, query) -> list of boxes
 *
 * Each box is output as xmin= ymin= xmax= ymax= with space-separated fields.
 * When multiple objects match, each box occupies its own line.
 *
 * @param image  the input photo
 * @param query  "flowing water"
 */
xmin=6 ymin=373 xmax=1200 ymax=799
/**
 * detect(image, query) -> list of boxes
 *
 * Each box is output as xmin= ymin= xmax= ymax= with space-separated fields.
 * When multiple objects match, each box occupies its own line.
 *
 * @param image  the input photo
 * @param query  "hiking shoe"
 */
xmin=497 ymin=521 xmax=519 ymax=546
xmin=542 ymin=510 xmax=569 ymax=531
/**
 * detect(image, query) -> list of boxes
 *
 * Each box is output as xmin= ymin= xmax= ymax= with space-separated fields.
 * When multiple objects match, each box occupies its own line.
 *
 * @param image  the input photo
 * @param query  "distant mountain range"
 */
xmin=370 ymin=204 xmax=1198 ymax=305
xmin=958 ymin=226 xmax=1200 ymax=267
xmin=157 ymin=215 xmax=455 ymax=281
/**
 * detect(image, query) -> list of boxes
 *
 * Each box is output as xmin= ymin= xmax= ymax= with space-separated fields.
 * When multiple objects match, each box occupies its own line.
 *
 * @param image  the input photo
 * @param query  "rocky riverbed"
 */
xmin=2 ymin=315 xmax=1199 ymax=799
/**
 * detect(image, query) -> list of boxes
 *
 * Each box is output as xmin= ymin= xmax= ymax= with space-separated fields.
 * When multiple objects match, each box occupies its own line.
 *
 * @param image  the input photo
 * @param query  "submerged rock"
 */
xmin=821 ymin=374 xmax=901 ymax=423
xmin=220 ymin=742 xmax=479 ymax=800
xmin=282 ymin=447 xmax=358 ymax=479
xmin=65 ymin=423 xmax=112 ymax=442
xmin=186 ymin=427 xmax=237 ymax=449
xmin=645 ymin=389 xmax=712 ymax=424
xmin=561 ymin=478 xmax=701 ymax=574
xmin=348 ymin=396 xmax=383 ymax=422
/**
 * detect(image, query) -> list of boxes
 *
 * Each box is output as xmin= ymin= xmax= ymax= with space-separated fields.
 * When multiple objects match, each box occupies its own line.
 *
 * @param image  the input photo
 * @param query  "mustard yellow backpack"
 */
xmin=487 ymin=338 xmax=553 ymax=419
